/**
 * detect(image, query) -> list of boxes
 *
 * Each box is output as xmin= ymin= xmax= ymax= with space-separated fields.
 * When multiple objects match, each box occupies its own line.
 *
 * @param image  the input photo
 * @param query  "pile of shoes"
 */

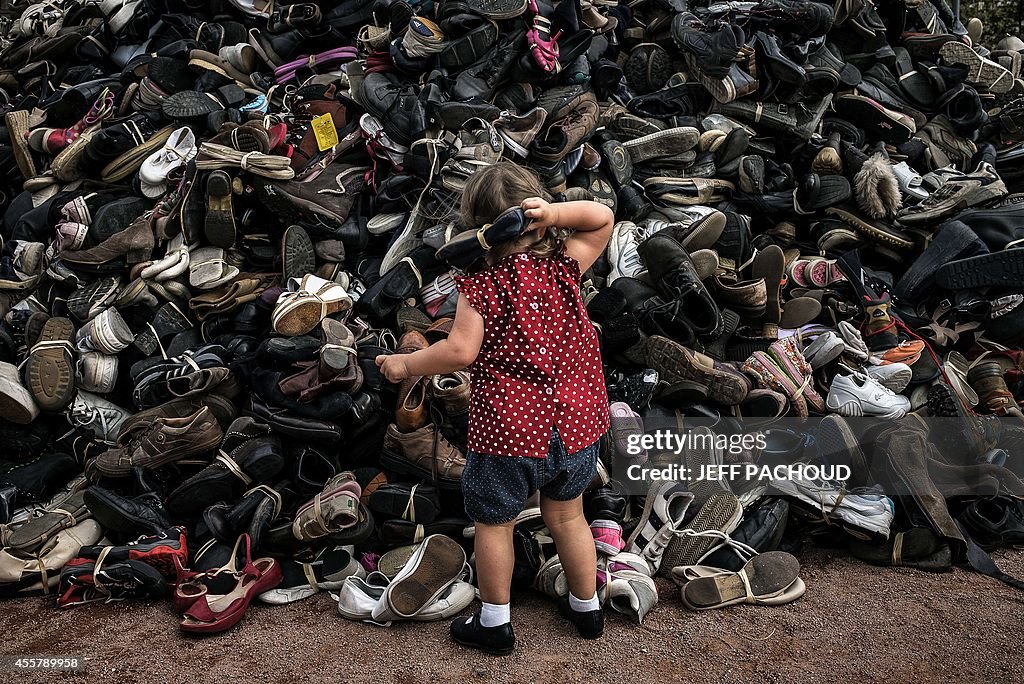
xmin=3 ymin=0 xmax=1024 ymax=635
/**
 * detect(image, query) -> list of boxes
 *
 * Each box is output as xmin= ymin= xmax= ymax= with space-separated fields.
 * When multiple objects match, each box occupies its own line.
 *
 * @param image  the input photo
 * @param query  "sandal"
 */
xmin=526 ymin=0 xmax=561 ymax=73
xmin=291 ymin=472 xmax=362 ymax=541
xmin=179 ymin=534 xmax=282 ymax=633
xmin=268 ymin=2 xmax=321 ymax=31
xmin=272 ymin=274 xmax=353 ymax=336
xmin=676 ymin=551 xmax=803 ymax=610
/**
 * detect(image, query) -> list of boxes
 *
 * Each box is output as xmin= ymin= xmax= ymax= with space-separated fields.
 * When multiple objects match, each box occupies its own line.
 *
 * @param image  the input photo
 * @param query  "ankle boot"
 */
xmin=968 ymin=362 xmax=1024 ymax=418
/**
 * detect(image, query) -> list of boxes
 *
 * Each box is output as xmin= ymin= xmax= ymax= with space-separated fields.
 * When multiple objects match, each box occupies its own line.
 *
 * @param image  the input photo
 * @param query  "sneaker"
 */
xmin=897 ymin=161 xmax=1007 ymax=226
xmin=66 ymin=390 xmax=131 ymax=443
xmin=865 ymin=362 xmax=912 ymax=392
xmin=607 ymin=221 xmax=644 ymax=283
xmin=875 ymin=340 xmax=925 ymax=365
xmin=825 ymin=371 xmax=911 ymax=418
xmin=92 ymin=406 xmax=223 ymax=477
xmin=769 ymin=476 xmax=895 ymax=539
xmin=591 ymin=519 xmax=626 ymax=555
xmin=77 ymin=350 xmax=118 ymax=393
xmin=76 ymin=307 xmax=134 ymax=355
xmin=624 ymin=480 xmax=694 ymax=574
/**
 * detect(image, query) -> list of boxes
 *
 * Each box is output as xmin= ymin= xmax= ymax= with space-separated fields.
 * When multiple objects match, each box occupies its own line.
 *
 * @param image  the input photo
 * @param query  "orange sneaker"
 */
xmin=877 ymin=340 xmax=925 ymax=365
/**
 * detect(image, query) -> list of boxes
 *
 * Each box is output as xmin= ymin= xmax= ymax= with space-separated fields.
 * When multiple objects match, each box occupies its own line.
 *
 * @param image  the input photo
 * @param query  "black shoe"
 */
xmin=558 ymin=597 xmax=604 ymax=639
xmin=83 ymin=485 xmax=172 ymax=540
xmin=672 ymin=13 xmax=744 ymax=79
xmin=450 ymin=613 xmax=516 ymax=655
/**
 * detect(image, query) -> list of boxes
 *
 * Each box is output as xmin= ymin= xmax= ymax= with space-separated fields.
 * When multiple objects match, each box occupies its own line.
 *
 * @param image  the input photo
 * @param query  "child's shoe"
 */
xmin=450 ymin=614 xmax=516 ymax=656
xmin=591 ymin=519 xmax=626 ymax=555
xmin=558 ymin=597 xmax=604 ymax=639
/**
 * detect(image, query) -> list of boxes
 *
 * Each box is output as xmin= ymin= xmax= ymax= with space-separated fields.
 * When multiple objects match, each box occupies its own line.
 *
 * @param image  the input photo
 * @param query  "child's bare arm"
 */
xmin=521 ymin=198 xmax=614 ymax=273
xmin=376 ymin=295 xmax=484 ymax=381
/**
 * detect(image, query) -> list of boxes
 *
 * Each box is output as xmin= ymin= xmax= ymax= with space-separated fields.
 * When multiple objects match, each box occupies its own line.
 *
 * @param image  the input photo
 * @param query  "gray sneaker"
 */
xmin=897 ymin=161 xmax=1007 ymax=226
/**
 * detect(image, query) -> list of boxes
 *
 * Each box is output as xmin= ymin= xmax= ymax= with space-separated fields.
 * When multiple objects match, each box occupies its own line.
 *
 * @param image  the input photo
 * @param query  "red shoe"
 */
xmin=179 ymin=534 xmax=283 ymax=634
xmin=28 ymin=87 xmax=116 ymax=154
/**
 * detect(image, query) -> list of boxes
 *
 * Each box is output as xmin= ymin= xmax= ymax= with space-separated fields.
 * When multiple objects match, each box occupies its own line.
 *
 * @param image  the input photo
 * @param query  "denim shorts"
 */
xmin=462 ymin=428 xmax=599 ymax=525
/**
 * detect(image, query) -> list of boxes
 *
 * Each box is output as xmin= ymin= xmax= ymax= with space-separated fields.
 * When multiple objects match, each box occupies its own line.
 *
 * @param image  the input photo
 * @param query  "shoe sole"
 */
xmin=25 ymin=317 xmax=75 ymax=412
xmin=935 ymin=249 xmax=1024 ymax=289
xmin=205 ymin=170 xmax=236 ymax=249
xmin=466 ymin=0 xmax=527 ymax=20
xmin=661 ymin=491 xmax=742 ymax=575
xmin=386 ymin=535 xmax=465 ymax=617
xmin=101 ymin=126 xmax=175 ymax=183
xmin=282 ymin=224 xmax=315 ymax=281
xmin=677 ymin=211 xmax=726 ymax=251
xmin=940 ymin=41 xmax=1014 ymax=94
xmin=825 ymin=207 xmax=915 ymax=250
xmin=5 ymin=110 xmax=35 ymax=179
xmin=816 ymin=415 xmax=869 ymax=484
xmin=646 ymin=336 xmax=748 ymax=405
xmin=162 ymin=91 xmax=223 ymax=120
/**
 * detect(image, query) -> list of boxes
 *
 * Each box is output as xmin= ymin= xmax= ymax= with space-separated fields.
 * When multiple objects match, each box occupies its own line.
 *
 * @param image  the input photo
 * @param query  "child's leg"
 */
xmin=473 ymin=520 xmax=516 ymax=605
xmin=540 ymin=494 xmax=597 ymax=601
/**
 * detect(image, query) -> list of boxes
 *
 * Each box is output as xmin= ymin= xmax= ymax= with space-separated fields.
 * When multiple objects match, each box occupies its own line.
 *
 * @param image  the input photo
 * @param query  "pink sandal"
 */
xmin=527 ymin=0 xmax=561 ymax=73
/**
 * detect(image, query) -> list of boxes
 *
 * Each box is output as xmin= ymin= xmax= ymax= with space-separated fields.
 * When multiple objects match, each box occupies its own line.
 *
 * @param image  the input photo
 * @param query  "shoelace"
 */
xmin=195 ymin=142 xmax=294 ymax=179
xmin=69 ymin=402 xmax=115 ymax=442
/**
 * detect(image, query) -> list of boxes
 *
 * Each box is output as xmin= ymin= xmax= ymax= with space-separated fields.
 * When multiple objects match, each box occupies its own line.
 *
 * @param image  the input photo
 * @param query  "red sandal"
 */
xmin=179 ymin=534 xmax=282 ymax=634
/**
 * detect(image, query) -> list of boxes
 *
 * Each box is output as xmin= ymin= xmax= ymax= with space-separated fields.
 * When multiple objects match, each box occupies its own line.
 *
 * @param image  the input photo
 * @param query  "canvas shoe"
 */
xmin=591 ymin=519 xmax=626 ymax=555
xmin=624 ymin=480 xmax=694 ymax=574
xmin=76 ymin=308 xmax=134 ymax=355
xmin=825 ymin=371 xmax=911 ymax=418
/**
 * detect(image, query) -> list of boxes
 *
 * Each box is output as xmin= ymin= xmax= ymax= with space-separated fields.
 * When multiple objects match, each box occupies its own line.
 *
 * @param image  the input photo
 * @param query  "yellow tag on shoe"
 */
xmin=311 ymin=113 xmax=339 ymax=152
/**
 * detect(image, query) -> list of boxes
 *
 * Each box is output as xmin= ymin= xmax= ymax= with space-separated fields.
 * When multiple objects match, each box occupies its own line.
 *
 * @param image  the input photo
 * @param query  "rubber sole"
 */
xmin=647 ymin=336 xmax=749 ymax=405
xmin=935 ymin=249 xmax=1024 ymax=289
xmin=387 ymin=535 xmax=465 ymax=617
xmin=940 ymin=40 xmax=1014 ymax=94
xmin=661 ymin=491 xmax=742 ymax=576
xmin=281 ymin=224 xmax=315 ymax=281
xmin=25 ymin=317 xmax=75 ymax=412
xmin=204 ymin=170 xmax=236 ymax=249
xmin=624 ymin=127 xmax=699 ymax=163
xmin=161 ymin=90 xmax=223 ymax=120
xmin=825 ymin=207 xmax=916 ymax=250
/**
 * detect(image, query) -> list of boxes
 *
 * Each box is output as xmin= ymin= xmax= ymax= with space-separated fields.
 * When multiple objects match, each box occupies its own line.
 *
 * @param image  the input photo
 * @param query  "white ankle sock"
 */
xmin=569 ymin=591 xmax=600 ymax=612
xmin=479 ymin=601 xmax=511 ymax=627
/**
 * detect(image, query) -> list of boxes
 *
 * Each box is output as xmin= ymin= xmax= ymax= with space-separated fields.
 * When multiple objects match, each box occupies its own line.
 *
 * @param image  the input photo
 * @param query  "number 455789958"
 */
xmin=1 ymin=656 xmax=83 ymax=671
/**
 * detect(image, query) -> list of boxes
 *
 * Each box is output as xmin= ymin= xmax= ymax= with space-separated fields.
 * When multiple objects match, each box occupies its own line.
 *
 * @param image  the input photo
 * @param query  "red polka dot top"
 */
xmin=454 ymin=245 xmax=610 ymax=458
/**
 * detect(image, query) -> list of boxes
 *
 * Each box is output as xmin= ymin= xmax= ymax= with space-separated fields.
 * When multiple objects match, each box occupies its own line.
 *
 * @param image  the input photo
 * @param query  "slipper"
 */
xmin=680 ymin=551 xmax=802 ymax=610
xmin=258 ymin=546 xmax=364 ymax=604
xmin=272 ymin=274 xmax=353 ymax=336
xmin=291 ymin=471 xmax=362 ymax=541
xmin=6 ymin=491 xmax=91 ymax=555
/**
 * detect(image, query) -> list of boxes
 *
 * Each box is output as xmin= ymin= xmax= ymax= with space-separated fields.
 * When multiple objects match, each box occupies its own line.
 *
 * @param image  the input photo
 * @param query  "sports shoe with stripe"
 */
xmin=624 ymin=480 xmax=694 ymax=574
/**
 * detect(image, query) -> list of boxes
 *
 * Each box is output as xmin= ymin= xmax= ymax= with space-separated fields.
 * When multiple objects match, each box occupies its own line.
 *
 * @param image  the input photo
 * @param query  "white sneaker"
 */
xmin=837 ymin=320 xmax=870 ymax=361
xmin=76 ymin=307 xmax=134 ymax=354
xmin=624 ymin=480 xmax=694 ymax=574
xmin=607 ymin=220 xmax=643 ymax=283
xmin=77 ymin=351 xmax=118 ymax=393
xmin=892 ymin=161 xmax=929 ymax=200
xmin=865 ymin=362 xmax=912 ymax=392
xmin=769 ymin=477 xmax=895 ymax=538
xmin=826 ymin=372 xmax=911 ymax=418
xmin=66 ymin=390 xmax=131 ymax=443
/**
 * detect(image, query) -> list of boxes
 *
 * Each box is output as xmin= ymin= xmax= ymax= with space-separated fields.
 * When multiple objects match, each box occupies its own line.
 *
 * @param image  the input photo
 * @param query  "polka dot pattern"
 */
xmin=453 ymin=247 xmax=611 ymax=459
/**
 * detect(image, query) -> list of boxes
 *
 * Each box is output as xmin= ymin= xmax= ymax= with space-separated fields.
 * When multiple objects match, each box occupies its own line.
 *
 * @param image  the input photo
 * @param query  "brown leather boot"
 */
xmin=968 ymin=361 xmax=1024 ymax=418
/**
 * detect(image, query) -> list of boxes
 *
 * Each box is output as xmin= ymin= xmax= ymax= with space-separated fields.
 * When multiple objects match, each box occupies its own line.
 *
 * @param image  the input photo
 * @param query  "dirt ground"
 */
xmin=3 ymin=547 xmax=1024 ymax=684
